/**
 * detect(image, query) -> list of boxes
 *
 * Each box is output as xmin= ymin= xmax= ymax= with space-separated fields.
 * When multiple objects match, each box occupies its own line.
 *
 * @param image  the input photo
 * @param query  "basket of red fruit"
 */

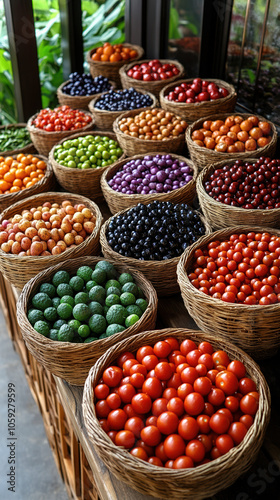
xmin=119 ymin=59 xmax=184 ymax=99
xmin=196 ymin=157 xmax=280 ymax=230
xmin=83 ymin=327 xmax=270 ymax=499
xmin=159 ymin=78 xmax=237 ymax=123
xmin=177 ymin=226 xmax=280 ymax=359
xmin=27 ymin=105 xmax=95 ymax=156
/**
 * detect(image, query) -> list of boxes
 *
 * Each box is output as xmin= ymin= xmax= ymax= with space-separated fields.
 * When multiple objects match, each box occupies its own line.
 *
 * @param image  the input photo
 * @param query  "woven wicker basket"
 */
xmin=0 ymin=123 xmax=36 ymax=156
xmin=119 ymin=59 xmax=185 ymax=99
xmin=197 ymin=158 xmax=280 ymax=230
xmin=16 ymin=255 xmax=158 ymax=386
xmin=0 ymin=191 xmax=102 ymax=290
xmin=185 ymin=113 xmax=277 ymax=171
xmin=113 ymin=108 xmax=187 ymax=157
xmin=88 ymin=90 xmax=158 ymax=131
xmin=49 ymin=130 xmax=125 ymax=201
xmin=83 ymin=327 xmax=270 ymax=499
xmin=0 ymin=154 xmax=55 ymax=213
xmin=100 ymin=153 xmax=198 ymax=214
xmin=57 ymin=80 xmax=116 ymax=110
xmin=100 ymin=207 xmax=211 ymax=296
xmin=26 ymin=111 xmax=95 ymax=157
xmin=177 ymin=225 xmax=280 ymax=359
xmin=86 ymin=44 xmax=144 ymax=87
xmin=159 ymin=79 xmax=237 ymax=123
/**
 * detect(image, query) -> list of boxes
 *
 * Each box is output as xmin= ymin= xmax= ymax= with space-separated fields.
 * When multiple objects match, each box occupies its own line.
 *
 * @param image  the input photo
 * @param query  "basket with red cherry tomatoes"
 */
xmin=159 ymin=78 xmax=237 ymax=123
xmin=27 ymin=105 xmax=94 ymax=156
xmin=119 ymin=59 xmax=184 ymax=99
xmin=83 ymin=327 xmax=270 ymax=499
xmin=177 ymin=226 xmax=280 ymax=359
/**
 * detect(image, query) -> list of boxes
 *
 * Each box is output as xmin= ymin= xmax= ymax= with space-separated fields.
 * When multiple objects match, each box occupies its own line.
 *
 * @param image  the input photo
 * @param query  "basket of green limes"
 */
xmin=17 ymin=255 xmax=158 ymax=385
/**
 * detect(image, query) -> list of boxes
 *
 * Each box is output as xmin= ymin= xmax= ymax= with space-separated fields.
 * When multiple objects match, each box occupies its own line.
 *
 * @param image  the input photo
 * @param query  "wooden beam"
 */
xmin=58 ymin=0 xmax=84 ymax=80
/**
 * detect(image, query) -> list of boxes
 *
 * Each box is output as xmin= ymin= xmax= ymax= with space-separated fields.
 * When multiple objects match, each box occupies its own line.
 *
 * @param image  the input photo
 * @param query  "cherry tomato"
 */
xmin=140 ymin=425 xmax=161 ymax=446
xmin=178 ymin=416 xmax=199 ymax=440
xmin=163 ymin=434 xmax=186 ymax=459
xmin=215 ymin=434 xmax=234 ymax=455
xmin=185 ymin=439 xmax=205 ymax=462
xmin=115 ymin=430 xmax=135 ymax=449
xmin=228 ymin=421 xmax=248 ymax=444
xmin=130 ymin=447 xmax=148 ymax=461
xmin=157 ymin=411 xmax=179 ymax=434
xmin=215 ymin=370 xmax=239 ymax=395
xmin=131 ymin=393 xmax=152 ymax=414
xmin=102 ymin=366 xmax=123 ymax=387
xmin=173 ymin=456 xmax=194 ymax=469
xmin=184 ymin=392 xmax=205 ymax=416
xmin=142 ymin=377 xmax=163 ymax=399
xmin=107 ymin=409 xmax=127 ymax=430
xmin=124 ymin=417 xmax=144 ymax=438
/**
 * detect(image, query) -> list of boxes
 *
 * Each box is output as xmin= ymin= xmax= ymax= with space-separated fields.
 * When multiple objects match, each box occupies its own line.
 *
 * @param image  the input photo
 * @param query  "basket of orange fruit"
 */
xmin=87 ymin=42 xmax=144 ymax=87
xmin=0 ymin=153 xmax=54 ymax=212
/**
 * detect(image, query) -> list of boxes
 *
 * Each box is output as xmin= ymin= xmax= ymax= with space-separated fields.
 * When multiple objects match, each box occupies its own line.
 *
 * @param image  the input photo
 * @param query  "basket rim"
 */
xmin=88 ymin=89 xmax=158 ymax=114
xmin=119 ymin=58 xmax=185 ymax=88
xmin=197 ymin=157 xmax=280 ymax=216
xmin=185 ymin=112 xmax=277 ymax=158
xmin=177 ymin=224 xmax=280 ymax=310
xmin=82 ymin=327 xmax=271 ymax=485
xmin=26 ymin=110 xmax=95 ymax=137
xmin=17 ymin=255 xmax=158 ymax=352
xmin=86 ymin=43 xmax=144 ymax=67
xmin=0 ymin=191 xmax=103 ymax=263
xmin=100 ymin=152 xmax=198 ymax=203
xmin=159 ymin=78 xmax=237 ymax=108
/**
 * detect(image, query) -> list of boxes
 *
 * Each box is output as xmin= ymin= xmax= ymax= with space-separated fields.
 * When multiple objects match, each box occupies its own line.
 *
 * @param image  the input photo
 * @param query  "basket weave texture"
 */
xmin=100 ymin=207 xmax=211 ymax=297
xmin=119 ymin=59 xmax=185 ymax=99
xmin=49 ymin=130 xmax=126 ymax=201
xmin=185 ymin=113 xmax=277 ymax=171
xmin=0 ymin=123 xmax=36 ymax=156
xmin=88 ymin=90 xmax=158 ymax=131
xmin=27 ymin=111 xmax=95 ymax=157
xmin=86 ymin=44 xmax=144 ymax=87
xmin=57 ymin=80 xmax=116 ymax=110
xmin=0 ymin=191 xmax=102 ymax=290
xmin=197 ymin=158 xmax=280 ymax=230
xmin=16 ymin=256 xmax=158 ymax=386
xmin=113 ymin=108 xmax=186 ymax=157
xmin=0 ymin=154 xmax=54 ymax=213
xmin=177 ymin=225 xmax=280 ymax=359
xmin=83 ymin=327 xmax=271 ymax=499
xmin=159 ymin=79 xmax=237 ymax=123
xmin=100 ymin=153 xmax=198 ymax=214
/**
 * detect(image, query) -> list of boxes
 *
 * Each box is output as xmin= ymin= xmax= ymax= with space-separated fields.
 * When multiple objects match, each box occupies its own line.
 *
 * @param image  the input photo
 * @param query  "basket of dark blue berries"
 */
xmin=100 ymin=153 xmax=197 ymax=214
xmin=88 ymin=88 xmax=158 ymax=131
xmin=100 ymin=201 xmax=210 ymax=296
xmin=57 ymin=73 xmax=116 ymax=110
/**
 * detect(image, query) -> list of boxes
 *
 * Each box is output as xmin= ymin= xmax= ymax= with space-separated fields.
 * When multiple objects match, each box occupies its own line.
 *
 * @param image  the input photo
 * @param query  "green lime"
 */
xmin=120 ymin=292 xmax=136 ymax=306
xmin=74 ymin=291 xmax=89 ymax=304
xmin=33 ymin=320 xmax=50 ymax=337
xmin=137 ymin=286 xmax=145 ymax=298
xmin=73 ymin=303 xmax=91 ymax=322
xmin=78 ymin=324 xmax=90 ymax=338
xmin=49 ymin=329 xmax=59 ymax=341
xmin=86 ymin=280 xmax=98 ymax=291
xmin=57 ymin=324 xmax=75 ymax=342
xmin=32 ymin=292 xmax=52 ymax=311
xmin=68 ymin=319 xmax=81 ymax=333
xmin=39 ymin=282 xmax=56 ymax=298
xmin=88 ymin=314 xmax=106 ymax=334
xmin=88 ymin=301 xmax=104 ymax=315
xmin=84 ymin=337 xmax=98 ymax=343
xmin=106 ymin=304 xmax=128 ymax=325
xmin=91 ymin=268 xmax=107 ymax=285
xmin=136 ymin=298 xmax=148 ymax=312
xmin=27 ymin=309 xmax=45 ymax=325
xmin=56 ymin=283 xmax=74 ymax=298
xmin=95 ymin=261 xmax=118 ymax=280
xmin=118 ymin=273 xmax=134 ymax=286
xmin=69 ymin=276 xmax=84 ymax=292
xmin=77 ymin=266 xmax=93 ymax=282
xmin=106 ymin=324 xmax=126 ymax=337
xmin=105 ymin=279 xmax=121 ymax=291
xmin=105 ymin=294 xmax=120 ymax=307
xmin=126 ymin=305 xmax=143 ymax=317
xmin=106 ymin=286 xmax=121 ymax=297
xmin=99 ymin=333 xmax=107 ymax=339
xmin=60 ymin=295 xmax=75 ymax=307
xmin=57 ymin=303 xmax=73 ymax=320
xmin=88 ymin=285 xmax=106 ymax=303
xmin=52 ymin=270 xmax=70 ymax=287
xmin=53 ymin=319 xmax=67 ymax=329
xmin=125 ymin=314 xmax=139 ymax=328
xmin=52 ymin=297 xmax=61 ymax=308
xmin=121 ymin=282 xmax=138 ymax=296
xmin=43 ymin=307 xmax=58 ymax=322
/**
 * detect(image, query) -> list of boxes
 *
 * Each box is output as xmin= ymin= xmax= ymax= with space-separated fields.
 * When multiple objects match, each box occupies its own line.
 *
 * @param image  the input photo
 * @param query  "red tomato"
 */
xmin=115 ymin=430 xmax=135 ymax=449
xmin=157 ymin=411 xmax=179 ymax=435
xmin=177 ymin=383 xmax=193 ymax=400
xmin=107 ymin=409 xmax=127 ymax=430
xmin=178 ymin=416 xmax=199 ymax=440
xmin=239 ymin=377 xmax=257 ymax=395
xmin=94 ymin=383 xmax=109 ymax=400
xmin=227 ymin=360 xmax=246 ymax=379
xmin=196 ymin=414 xmax=211 ymax=434
xmin=117 ymin=351 xmax=135 ymax=368
xmin=207 ymin=387 xmax=225 ymax=406
xmin=184 ymin=392 xmax=205 ymax=416
xmin=136 ymin=345 xmax=154 ymax=363
xmin=209 ymin=413 xmax=230 ymax=434
xmin=130 ymin=447 xmax=148 ymax=461
xmin=166 ymin=397 xmax=184 ymax=416
xmin=212 ymin=350 xmax=230 ymax=367
xmin=185 ymin=439 xmax=205 ymax=462
xmin=225 ymin=395 xmax=240 ymax=413
xmin=239 ymin=414 xmax=254 ymax=429
xmin=130 ymin=372 xmax=145 ymax=388
xmin=153 ymin=341 xmax=172 ymax=358
xmin=228 ymin=421 xmax=248 ymax=444
xmin=215 ymin=370 xmax=239 ymax=395
xmin=148 ymin=456 xmax=163 ymax=467
xmin=142 ymin=355 xmax=159 ymax=370
xmin=95 ymin=400 xmax=111 ymax=418
xmin=131 ymin=393 xmax=152 ymax=414
xmin=215 ymin=434 xmax=234 ymax=455
xmin=142 ymin=377 xmax=163 ymax=399
xmin=163 ymin=434 xmax=186 ymax=459
xmin=152 ymin=398 xmax=168 ymax=416
xmin=140 ymin=425 xmax=161 ymax=446
xmin=193 ymin=376 xmax=212 ymax=395
xmin=130 ymin=363 xmax=147 ymax=377
xmin=180 ymin=339 xmax=197 ymax=355
xmin=154 ymin=362 xmax=173 ymax=380
xmin=124 ymin=417 xmax=144 ymax=438
xmin=173 ymin=456 xmax=194 ymax=469
xmin=118 ymin=383 xmax=136 ymax=403
xmin=102 ymin=366 xmax=123 ymax=387
xmin=240 ymin=394 xmax=259 ymax=415
xmin=106 ymin=393 xmax=122 ymax=410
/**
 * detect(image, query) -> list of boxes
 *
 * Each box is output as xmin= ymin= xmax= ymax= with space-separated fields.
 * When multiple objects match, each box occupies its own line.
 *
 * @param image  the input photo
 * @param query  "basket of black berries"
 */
xmin=100 ymin=201 xmax=211 ymax=296
xmin=57 ymin=72 xmax=116 ymax=110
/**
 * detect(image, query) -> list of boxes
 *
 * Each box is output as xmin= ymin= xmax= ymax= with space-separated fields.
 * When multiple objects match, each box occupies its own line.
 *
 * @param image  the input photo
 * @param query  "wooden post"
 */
xmin=58 ymin=0 xmax=84 ymax=80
